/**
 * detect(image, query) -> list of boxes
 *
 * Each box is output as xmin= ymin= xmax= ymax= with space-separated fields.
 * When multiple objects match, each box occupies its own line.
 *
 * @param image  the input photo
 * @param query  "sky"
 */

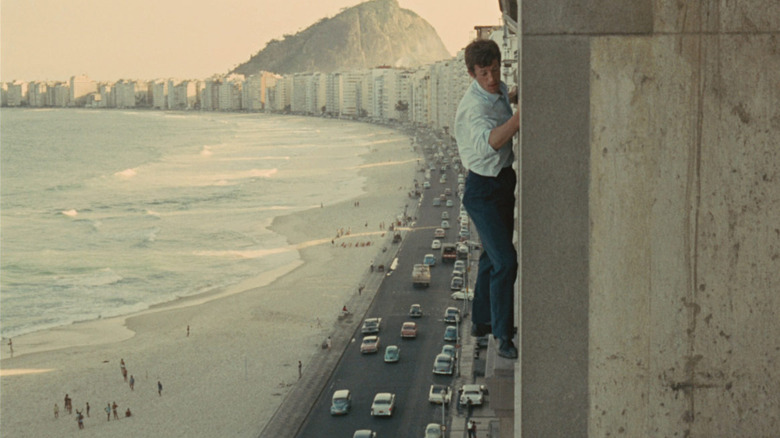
xmin=0 ymin=0 xmax=502 ymax=82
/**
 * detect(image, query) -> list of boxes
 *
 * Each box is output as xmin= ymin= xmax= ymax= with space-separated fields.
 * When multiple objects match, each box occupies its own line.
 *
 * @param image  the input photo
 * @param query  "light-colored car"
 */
xmin=361 ymin=317 xmax=382 ymax=334
xmin=432 ymin=353 xmax=454 ymax=375
xmin=431 ymin=239 xmax=442 ymax=249
xmin=444 ymin=325 xmax=458 ymax=342
xmin=424 ymin=423 xmax=443 ymax=438
xmin=401 ymin=322 xmax=418 ymax=338
xmin=428 ymin=385 xmax=451 ymax=404
xmin=409 ymin=304 xmax=423 ymax=318
xmin=384 ymin=345 xmax=400 ymax=363
xmin=441 ymin=344 xmax=457 ymax=360
xmin=441 ymin=211 xmax=449 ymax=220
xmin=444 ymin=306 xmax=461 ymax=323
xmin=330 ymin=389 xmax=352 ymax=415
xmin=450 ymin=276 xmax=464 ymax=290
xmin=441 ymin=220 xmax=450 ymax=229
xmin=370 ymin=392 xmax=396 ymax=416
xmin=423 ymin=181 xmax=431 ymax=189
xmin=459 ymin=384 xmax=486 ymax=406
xmin=434 ymin=228 xmax=446 ymax=238
xmin=353 ymin=430 xmax=376 ymax=438
xmin=446 ymin=199 xmax=454 ymax=207
xmin=360 ymin=335 xmax=380 ymax=354
xmin=451 ymin=290 xmax=474 ymax=301
xmin=453 ymin=260 xmax=466 ymax=274
xmin=423 ymin=253 xmax=436 ymax=267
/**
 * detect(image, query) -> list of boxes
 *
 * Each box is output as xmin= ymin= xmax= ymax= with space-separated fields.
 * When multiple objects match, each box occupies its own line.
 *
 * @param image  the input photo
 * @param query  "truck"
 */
xmin=441 ymin=243 xmax=457 ymax=263
xmin=412 ymin=264 xmax=431 ymax=288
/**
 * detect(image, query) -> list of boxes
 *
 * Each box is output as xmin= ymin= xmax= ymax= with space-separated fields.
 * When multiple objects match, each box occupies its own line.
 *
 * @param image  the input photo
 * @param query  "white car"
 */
xmin=441 ymin=220 xmax=450 ymax=229
xmin=431 ymin=239 xmax=442 ymax=250
xmin=459 ymin=384 xmax=486 ymax=406
xmin=432 ymin=354 xmax=454 ymax=375
xmin=450 ymin=276 xmax=464 ymax=290
xmin=424 ymin=423 xmax=443 ymax=438
xmin=450 ymin=290 xmax=474 ymax=301
xmin=370 ymin=392 xmax=396 ymax=416
xmin=453 ymin=260 xmax=466 ymax=273
xmin=428 ymin=385 xmax=451 ymax=404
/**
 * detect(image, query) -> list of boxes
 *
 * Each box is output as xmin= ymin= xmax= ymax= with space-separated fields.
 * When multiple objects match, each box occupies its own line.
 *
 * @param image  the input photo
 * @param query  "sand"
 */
xmin=0 ymin=122 xmax=422 ymax=438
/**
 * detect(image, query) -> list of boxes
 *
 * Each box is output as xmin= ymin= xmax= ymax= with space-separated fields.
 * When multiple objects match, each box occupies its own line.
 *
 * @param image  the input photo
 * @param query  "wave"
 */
xmin=61 ymin=209 xmax=78 ymax=217
xmin=249 ymin=168 xmax=278 ymax=178
xmin=115 ymin=168 xmax=137 ymax=178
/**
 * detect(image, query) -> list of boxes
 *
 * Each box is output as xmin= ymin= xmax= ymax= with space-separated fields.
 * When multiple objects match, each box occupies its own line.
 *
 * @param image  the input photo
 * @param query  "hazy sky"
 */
xmin=0 ymin=0 xmax=502 ymax=82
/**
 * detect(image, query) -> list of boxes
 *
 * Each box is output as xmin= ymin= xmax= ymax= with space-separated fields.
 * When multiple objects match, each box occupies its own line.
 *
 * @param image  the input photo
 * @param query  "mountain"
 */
xmin=232 ymin=0 xmax=451 ymax=75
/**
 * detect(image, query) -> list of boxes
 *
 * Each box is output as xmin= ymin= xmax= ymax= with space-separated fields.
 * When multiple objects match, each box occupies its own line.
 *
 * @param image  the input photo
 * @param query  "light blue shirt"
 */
xmin=454 ymin=80 xmax=514 ymax=177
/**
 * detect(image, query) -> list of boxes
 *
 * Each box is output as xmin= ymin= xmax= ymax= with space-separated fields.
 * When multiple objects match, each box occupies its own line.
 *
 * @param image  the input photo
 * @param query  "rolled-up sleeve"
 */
xmin=455 ymin=81 xmax=513 ymax=177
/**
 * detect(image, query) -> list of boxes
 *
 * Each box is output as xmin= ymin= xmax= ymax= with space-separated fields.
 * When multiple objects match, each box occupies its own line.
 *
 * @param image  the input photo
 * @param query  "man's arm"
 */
xmin=488 ymin=111 xmax=519 ymax=151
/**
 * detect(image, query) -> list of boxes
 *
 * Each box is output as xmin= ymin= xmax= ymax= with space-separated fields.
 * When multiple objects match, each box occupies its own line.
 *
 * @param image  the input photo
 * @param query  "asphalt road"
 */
xmin=296 ymin=149 xmax=469 ymax=437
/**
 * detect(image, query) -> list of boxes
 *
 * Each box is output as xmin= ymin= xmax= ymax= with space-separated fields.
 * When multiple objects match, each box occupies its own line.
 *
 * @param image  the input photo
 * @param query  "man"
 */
xmin=454 ymin=39 xmax=519 ymax=359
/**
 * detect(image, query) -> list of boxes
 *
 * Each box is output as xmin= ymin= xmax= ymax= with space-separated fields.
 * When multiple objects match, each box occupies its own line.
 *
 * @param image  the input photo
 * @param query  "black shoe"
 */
xmin=497 ymin=338 xmax=518 ymax=359
xmin=470 ymin=323 xmax=492 ymax=337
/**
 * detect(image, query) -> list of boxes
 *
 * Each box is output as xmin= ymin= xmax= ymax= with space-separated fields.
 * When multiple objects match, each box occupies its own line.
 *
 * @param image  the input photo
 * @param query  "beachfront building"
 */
xmin=200 ymin=77 xmax=220 ymax=111
xmin=242 ymin=74 xmax=263 ymax=111
xmin=338 ymin=71 xmax=362 ymax=118
xmin=69 ymin=75 xmax=96 ymax=107
xmin=113 ymin=80 xmax=136 ymax=108
xmin=27 ymin=81 xmax=50 ymax=107
xmin=6 ymin=81 xmax=28 ymax=107
xmin=410 ymin=69 xmax=431 ymax=126
xmin=52 ymin=83 xmax=70 ymax=107
xmin=218 ymin=74 xmax=243 ymax=110
xmin=291 ymin=72 xmax=311 ymax=113
xmin=325 ymin=72 xmax=340 ymax=116
xmin=168 ymin=80 xmax=199 ymax=110
xmin=150 ymin=80 xmax=168 ymax=110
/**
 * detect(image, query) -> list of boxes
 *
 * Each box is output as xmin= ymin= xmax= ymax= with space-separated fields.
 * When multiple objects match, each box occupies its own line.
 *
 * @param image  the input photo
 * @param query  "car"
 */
xmin=456 ymin=243 xmax=469 ymax=259
xmin=446 ymin=199 xmax=454 ymax=207
xmin=330 ymin=389 xmax=352 ymax=415
xmin=434 ymin=228 xmax=446 ymax=238
xmin=441 ymin=211 xmax=449 ymax=220
xmin=451 ymin=290 xmax=474 ymax=301
xmin=423 ymin=181 xmax=431 ymax=189
xmin=361 ymin=317 xmax=382 ymax=334
xmin=384 ymin=345 xmax=400 ymax=363
xmin=401 ymin=322 xmax=418 ymax=338
xmin=439 ymin=175 xmax=447 ymax=184
xmin=432 ymin=197 xmax=442 ymax=206
xmin=450 ymin=276 xmax=464 ymax=290
xmin=453 ymin=260 xmax=466 ymax=273
xmin=370 ymin=392 xmax=396 ymax=416
xmin=433 ymin=353 xmax=454 ymax=375
xmin=428 ymin=385 xmax=451 ymax=404
xmin=459 ymin=228 xmax=470 ymax=240
xmin=409 ymin=304 xmax=423 ymax=318
xmin=444 ymin=325 xmax=458 ymax=342
xmin=441 ymin=344 xmax=457 ymax=360
xmin=441 ymin=220 xmax=450 ymax=229
xmin=423 ymin=253 xmax=436 ymax=267
xmin=360 ymin=335 xmax=380 ymax=354
xmin=444 ymin=307 xmax=461 ymax=323
xmin=431 ymin=239 xmax=442 ymax=249
xmin=444 ymin=188 xmax=452 ymax=196
xmin=424 ymin=423 xmax=444 ymax=438
xmin=459 ymin=384 xmax=486 ymax=406
xmin=353 ymin=430 xmax=377 ymax=438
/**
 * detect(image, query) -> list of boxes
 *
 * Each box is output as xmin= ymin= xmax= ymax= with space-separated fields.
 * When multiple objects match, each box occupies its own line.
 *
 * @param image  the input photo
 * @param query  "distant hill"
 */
xmin=232 ymin=0 xmax=451 ymax=75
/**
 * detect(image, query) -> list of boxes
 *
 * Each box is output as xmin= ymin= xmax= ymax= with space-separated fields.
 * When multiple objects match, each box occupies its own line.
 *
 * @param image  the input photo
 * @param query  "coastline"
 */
xmin=0 ymin=121 xmax=421 ymax=438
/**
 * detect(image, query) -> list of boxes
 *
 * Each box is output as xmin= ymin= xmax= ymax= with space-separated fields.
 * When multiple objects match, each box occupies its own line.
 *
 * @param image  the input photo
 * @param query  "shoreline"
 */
xmin=0 ymin=119 xmax=423 ymax=438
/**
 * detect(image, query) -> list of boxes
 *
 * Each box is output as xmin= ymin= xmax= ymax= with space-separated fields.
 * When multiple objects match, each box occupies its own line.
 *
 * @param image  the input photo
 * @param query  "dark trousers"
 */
xmin=462 ymin=167 xmax=517 ymax=340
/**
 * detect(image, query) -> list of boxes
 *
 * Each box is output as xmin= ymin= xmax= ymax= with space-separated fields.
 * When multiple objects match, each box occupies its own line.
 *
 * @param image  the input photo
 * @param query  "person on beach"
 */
xmin=64 ymin=394 xmax=72 ymax=414
xmin=105 ymin=403 xmax=111 ymax=421
xmin=326 ymin=337 xmax=332 ymax=350
xmin=157 ymin=380 xmax=163 ymax=396
xmin=298 ymin=360 xmax=302 ymax=379
xmin=7 ymin=338 xmax=12 ymax=357
xmin=112 ymin=401 xmax=118 ymax=420
xmin=125 ymin=408 xmax=132 ymax=417
xmin=76 ymin=410 xmax=84 ymax=429
xmin=129 ymin=375 xmax=135 ymax=390
xmin=120 ymin=358 xmax=127 ymax=381
xmin=54 ymin=403 xmax=59 ymax=419
xmin=85 ymin=401 xmax=90 ymax=417
xmin=187 ymin=325 xmax=190 ymax=337
xmin=454 ymin=38 xmax=519 ymax=359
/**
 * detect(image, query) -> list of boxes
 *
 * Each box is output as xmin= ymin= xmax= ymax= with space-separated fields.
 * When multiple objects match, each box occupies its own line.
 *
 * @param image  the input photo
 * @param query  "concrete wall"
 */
xmin=518 ymin=0 xmax=779 ymax=436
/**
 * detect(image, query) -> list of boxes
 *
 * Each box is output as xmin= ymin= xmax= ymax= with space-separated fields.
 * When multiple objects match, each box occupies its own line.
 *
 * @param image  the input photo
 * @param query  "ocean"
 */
xmin=0 ymin=108 xmax=387 ymax=339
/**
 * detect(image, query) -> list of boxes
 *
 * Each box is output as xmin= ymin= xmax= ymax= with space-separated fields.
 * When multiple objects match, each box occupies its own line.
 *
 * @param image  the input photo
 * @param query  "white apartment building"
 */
xmin=169 ymin=80 xmax=198 ymax=110
xmin=242 ymin=75 xmax=263 ymax=110
xmin=114 ymin=80 xmax=136 ymax=108
xmin=291 ymin=73 xmax=311 ymax=113
xmin=69 ymin=75 xmax=96 ymax=106
xmin=338 ymin=71 xmax=363 ymax=117
xmin=150 ymin=80 xmax=168 ymax=109
xmin=6 ymin=81 xmax=27 ymax=106
xmin=53 ymin=83 xmax=70 ymax=107
xmin=27 ymin=81 xmax=49 ymax=107
xmin=97 ymin=83 xmax=112 ymax=108
xmin=325 ymin=72 xmax=340 ymax=115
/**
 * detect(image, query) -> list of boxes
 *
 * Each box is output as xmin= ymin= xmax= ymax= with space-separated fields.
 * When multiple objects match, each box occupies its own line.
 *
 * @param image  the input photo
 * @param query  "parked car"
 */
xmin=432 ymin=353 xmax=454 ymax=375
xmin=428 ymin=385 xmax=451 ymax=404
xmin=360 ymin=336 xmax=380 ymax=354
xmin=409 ymin=304 xmax=423 ymax=318
xmin=444 ymin=325 xmax=458 ymax=342
xmin=423 ymin=253 xmax=436 ymax=267
xmin=453 ymin=260 xmax=466 ymax=274
xmin=450 ymin=276 xmax=464 ymax=290
xmin=450 ymin=290 xmax=474 ymax=301
xmin=441 ymin=344 xmax=457 ymax=360
xmin=444 ymin=307 xmax=461 ymax=323
xmin=330 ymin=389 xmax=352 ymax=415
xmin=361 ymin=318 xmax=382 ymax=334
xmin=431 ymin=239 xmax=442 ymax=249
xmin=434 ymin=228 xmax=446 ymax=238
xmin=459 ymin=384 xmax=486 ymax=406
xmin=441 ymin=220 xmax=450 ymax=229
xmin=384 ymin=345 xmax=400 ymax=363
xmin=400 ymin=322 xmax=418 ymax=338
xmin=370 ymin=392 xmax=396 ymax=416
xmin=424 ymin=423 xmax=444 ymax=438
xmin=353 ymin=430 xmax=376 ymax=438
xmin=441 ymin=211 xmax=449 ymax=220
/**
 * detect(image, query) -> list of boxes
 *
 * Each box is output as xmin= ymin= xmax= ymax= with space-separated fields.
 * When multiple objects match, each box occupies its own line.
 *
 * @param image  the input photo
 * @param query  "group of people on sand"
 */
xmin=52 ymin=358 xmax=164 ymax=430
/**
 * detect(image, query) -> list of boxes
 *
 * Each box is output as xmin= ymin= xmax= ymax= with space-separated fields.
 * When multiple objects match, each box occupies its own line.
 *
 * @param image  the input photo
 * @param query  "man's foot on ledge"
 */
xmin=497 ymin=338 xmax=518 ymax=359
xmin=470 ymin=323 xmax=492 ymax=337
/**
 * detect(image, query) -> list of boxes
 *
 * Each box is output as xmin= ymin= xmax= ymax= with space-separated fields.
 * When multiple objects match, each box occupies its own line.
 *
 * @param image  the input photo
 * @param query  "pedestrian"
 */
xmin=120 ymin=358 xmax=127 ymax=381
xmin=112 ymin=401 xmax=118 ymax=420
xmin=454 ymin=38 xmax=519 ymax=359
xmin=129 ymin=374 xmax=135 ymax=390
xmin=326 ymin=336 xmax=332 ymax=350
xmin=468 ymin=419 xmax=477 ymax=438
xmin=157 ymin=380 xmax=163 ymax=396
xmin=64 ymin=394 xmax=72 ymax=414
xmin=86 ymin=401 xmax=90 ymax=417
xmin=54 ymin=403 xmax=59 ymax=419
xmin=187 ymin=325 xmax=190 ymax=337
xmin=122 ymin=367 xmax=128 ymax=382
xmin=105 ymin=403 xmax=111 ymax=421
xmin=298 ymin=360 xmax=302 ymax=379
xmin=7 ymin=338 xmax=12 ymax=357
xmin=77 ymin=410 xmax=84 ymax=429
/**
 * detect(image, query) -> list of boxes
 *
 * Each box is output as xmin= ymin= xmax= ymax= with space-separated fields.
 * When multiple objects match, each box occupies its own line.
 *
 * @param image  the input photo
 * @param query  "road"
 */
xmin=296 ymin=144 xmax=470 ymax=437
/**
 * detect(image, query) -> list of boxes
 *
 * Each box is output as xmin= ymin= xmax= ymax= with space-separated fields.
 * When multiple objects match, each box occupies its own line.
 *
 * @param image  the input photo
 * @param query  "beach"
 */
xmin=0 ymin=123 xmax=421 ymax=438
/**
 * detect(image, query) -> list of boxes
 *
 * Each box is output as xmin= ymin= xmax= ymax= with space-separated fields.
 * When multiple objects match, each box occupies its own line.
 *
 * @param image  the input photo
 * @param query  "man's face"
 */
xmin=469 ymin=59 xmax=501 ymax=94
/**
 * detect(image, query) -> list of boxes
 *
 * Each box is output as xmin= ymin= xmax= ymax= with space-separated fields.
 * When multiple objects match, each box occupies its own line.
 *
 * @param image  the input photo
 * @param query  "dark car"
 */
xmin=409 ymin=304 xmax=423 ymax=318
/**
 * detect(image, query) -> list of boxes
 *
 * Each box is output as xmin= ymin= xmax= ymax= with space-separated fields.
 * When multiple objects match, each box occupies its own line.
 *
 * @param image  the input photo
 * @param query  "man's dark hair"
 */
xmin=464 ymin=39 xmax=501 ymax=74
